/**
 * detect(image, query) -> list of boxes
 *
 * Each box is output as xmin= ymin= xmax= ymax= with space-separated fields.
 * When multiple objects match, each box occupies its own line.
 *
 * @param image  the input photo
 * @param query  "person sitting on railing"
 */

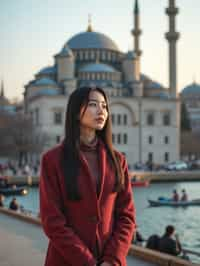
xmin=0 ymin=194 xmax=5 ymax=207
xmin=181 ymin=189 xmax=188 ymax=201
xmin=158 ymin=225 xmax=182 ymax=256
xmin=132 ymin=229 xmax=145 ymax=246
xmin=9 ymin=197 xmax=19 ymax=211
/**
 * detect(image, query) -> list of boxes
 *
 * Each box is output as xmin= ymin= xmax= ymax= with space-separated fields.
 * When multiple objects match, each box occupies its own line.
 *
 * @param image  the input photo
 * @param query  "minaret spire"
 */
xmin=0 ymin=80 xmax=4 ymax=97
xmin=132 ymin=0 xmax=142 ymax=57
xmin=165 ymin=0 xmax=180 ymax=97
xmin=87 ymin=14 xmax=93 ymax=32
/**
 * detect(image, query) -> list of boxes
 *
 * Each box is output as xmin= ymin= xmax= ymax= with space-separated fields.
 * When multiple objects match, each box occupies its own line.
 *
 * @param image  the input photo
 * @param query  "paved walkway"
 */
xmin=0 ymin=212 xmax=156 ymax=266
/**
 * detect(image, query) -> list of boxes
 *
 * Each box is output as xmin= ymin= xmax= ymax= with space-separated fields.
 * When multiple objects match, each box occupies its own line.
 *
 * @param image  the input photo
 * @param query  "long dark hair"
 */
xmin=61 ymin=87 xmax=125 ymax=200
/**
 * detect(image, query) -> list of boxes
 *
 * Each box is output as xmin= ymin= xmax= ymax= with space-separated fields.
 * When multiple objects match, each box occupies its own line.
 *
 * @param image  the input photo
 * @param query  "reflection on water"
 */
xmin=4 ymin=181 xmax=200 ymax=263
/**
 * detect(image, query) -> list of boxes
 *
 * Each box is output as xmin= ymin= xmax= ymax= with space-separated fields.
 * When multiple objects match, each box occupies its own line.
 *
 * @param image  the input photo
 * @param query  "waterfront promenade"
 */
xmin=3 ymin=170 xmax=200 ymax=187
xmin=0 ymin=211 xmax=156 ymax=266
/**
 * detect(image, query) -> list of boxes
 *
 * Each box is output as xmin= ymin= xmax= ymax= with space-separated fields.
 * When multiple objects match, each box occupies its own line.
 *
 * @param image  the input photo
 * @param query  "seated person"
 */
xmin=146 ymin=234 xmax=160 ymax=251
xmin=9 ymin=197 xmax=19 ymax=211
xmin=132 ymin=230 xmax=145 ymax=245
xmin=181 ymin=189 xmax=188 ymax=201
xmin=158 ymin=225 xmax=182 ymax=256
xmin=172 ymin=189 xmax=179 ymax=202
xmin=0 ymin=194 xmax=5 ymax=207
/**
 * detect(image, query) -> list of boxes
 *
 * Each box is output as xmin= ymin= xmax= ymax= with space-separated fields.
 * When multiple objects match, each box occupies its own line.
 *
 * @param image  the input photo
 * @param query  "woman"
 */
xmin=40 ymin=87 xmax=136 ymax=266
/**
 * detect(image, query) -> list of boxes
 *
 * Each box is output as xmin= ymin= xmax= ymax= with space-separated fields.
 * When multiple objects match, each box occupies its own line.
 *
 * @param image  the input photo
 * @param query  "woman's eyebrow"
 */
xmin=88 ymin=99 xmax=106 ymax=103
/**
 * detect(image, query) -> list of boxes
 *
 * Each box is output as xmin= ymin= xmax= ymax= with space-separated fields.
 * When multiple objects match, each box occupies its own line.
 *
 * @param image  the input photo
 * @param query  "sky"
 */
xmin=0 ymin=0 xmax=200 ymax=101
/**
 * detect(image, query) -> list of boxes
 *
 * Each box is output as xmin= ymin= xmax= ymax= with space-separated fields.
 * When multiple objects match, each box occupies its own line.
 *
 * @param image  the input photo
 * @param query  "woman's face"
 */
xmin=80 ymin=90 xmax=108 ymax=132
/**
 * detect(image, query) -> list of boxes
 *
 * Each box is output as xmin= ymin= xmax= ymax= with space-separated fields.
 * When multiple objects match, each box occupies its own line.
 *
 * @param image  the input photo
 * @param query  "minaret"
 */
xmin=131 ymin=0 xmax=142 ymax=57
xmin=165 ymin=0 xmax=180 ymax=97
xmin=87 ymin=14 xmax=93 ymax=32
xmin=1 ymin=80 xmax=4 ymax=97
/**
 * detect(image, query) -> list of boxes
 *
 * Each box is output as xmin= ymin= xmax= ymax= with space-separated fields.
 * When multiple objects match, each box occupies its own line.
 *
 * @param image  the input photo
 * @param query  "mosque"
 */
xmin=21 ymin=0 xmax=181 ymax=167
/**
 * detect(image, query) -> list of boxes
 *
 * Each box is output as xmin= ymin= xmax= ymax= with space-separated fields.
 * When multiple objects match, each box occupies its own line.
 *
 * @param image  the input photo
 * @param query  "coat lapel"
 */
xmin=97 ymin=141 xmax=106 ymax=201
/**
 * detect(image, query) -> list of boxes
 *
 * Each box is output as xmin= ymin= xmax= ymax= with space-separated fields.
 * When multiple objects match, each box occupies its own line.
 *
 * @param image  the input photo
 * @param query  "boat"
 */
xmin=148 ymin=197 xmax=200 ymax=207
xmin=131 ymin=180 xmax=149 ymax=187
xmin=0 ymin=186 xmax=28 ymax=196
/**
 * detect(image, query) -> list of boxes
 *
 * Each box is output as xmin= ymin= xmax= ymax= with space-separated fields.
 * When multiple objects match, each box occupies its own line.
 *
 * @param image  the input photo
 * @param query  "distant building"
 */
xmin=0 ymin=81 xmax=16 ymax=114
xmin=180 ymin=82 xmax=200 ymax=132
xmin=21 ymin=0 xmax=180 ymax=166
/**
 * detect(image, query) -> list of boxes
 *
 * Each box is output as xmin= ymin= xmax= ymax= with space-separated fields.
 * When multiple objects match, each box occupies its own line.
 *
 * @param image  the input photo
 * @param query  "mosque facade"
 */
xmin=181 ymin=82 xmax=200 ymax=133
xmin=23 ymin=0 xmax=180 ymax=167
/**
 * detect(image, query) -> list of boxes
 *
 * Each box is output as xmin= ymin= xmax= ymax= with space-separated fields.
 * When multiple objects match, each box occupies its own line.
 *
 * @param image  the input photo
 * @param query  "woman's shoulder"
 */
xmin=41 ymin=143 xmax=63 ymax=162
xmin=114 ymin=149 xmax=127 ymax=167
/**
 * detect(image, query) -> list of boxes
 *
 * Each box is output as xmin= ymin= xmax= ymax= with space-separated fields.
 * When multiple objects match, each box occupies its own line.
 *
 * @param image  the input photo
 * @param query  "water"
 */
xmin=3 ymin=181 xmax=200 ymax=263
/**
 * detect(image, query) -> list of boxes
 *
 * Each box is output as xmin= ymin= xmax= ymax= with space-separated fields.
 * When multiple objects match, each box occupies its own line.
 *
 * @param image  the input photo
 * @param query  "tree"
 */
xmin=0 ymin=110 xmax=49 ymax=165
xmin=181 ymin=102 xmax=191 ymax=131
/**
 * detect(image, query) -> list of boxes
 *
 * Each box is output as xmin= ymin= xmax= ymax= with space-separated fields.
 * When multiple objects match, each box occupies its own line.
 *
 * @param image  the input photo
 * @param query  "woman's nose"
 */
xmin=97 ymin=105 xmax=104 ymax=114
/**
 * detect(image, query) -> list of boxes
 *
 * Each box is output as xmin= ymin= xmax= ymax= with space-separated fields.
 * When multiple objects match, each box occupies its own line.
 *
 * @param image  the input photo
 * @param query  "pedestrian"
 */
xmin=9 ymin=197 xmax=19 ymax=211
xmin=39 ymin=87 xmax=136 ymax=266
xmin=158 ymin=225 xmax=182 ymax=256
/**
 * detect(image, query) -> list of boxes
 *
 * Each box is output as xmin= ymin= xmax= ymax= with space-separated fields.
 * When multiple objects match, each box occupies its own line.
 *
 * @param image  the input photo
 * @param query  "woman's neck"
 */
xmin=80 ymin=129 xmax=96 ymax=145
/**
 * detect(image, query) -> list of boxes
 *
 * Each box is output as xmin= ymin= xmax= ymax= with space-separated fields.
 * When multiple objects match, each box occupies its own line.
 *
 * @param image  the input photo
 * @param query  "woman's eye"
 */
xmin=88 ymin=102 xmax=96 ymax=107
xmin=102 ymin=104 xmax=107 ymax=109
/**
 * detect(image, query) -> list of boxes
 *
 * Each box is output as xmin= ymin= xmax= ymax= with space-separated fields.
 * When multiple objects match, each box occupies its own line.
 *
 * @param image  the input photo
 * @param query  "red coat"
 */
xmin=40 ymin=141 xmax=136 ymax=266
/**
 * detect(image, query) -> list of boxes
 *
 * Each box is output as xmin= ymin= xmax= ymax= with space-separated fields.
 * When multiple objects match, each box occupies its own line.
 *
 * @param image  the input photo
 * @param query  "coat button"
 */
xmin=89 ymin=215 xmax=98 ymax=223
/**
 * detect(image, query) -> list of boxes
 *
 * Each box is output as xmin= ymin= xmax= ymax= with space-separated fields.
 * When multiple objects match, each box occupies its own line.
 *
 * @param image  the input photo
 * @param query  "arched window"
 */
xmin=117 ymin=133 xmax=121 ymax=144
xmin=112 ymin=133 xmax=115 ymax=143
xmin=111 ymin=114 xmax=115 ymax=125
xmin=123 ymin=133 xmax=128 ymax=144
xmin=117 ymin=114 xmax=121 ymax=125
xmin=164 ymin=136 xmax=169 ymax=144
xmin=164 ymin=152 xmax=169 ymax=162
xmin=148 ymin=136 xmax=153 ymax=144
xmin=123 ymin=114 xmax=127 ymax=125
xmin=148 ymin=152 xmax=153 ymax=162
xmin=147 ymin=113 xmax=154 ymax=126
xmin=163 ymin=112 xmax=170 ymax=126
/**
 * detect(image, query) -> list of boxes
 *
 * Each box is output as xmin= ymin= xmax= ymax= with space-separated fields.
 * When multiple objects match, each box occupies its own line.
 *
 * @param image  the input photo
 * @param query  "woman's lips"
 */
xmin=96 ymin=118 xmax=104 ymax=123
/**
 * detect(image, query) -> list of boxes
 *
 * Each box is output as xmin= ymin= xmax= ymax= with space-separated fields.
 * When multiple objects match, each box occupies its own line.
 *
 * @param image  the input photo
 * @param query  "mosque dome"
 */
xmin=38 ymin=66 xmax=56 ymax=75
xmin=33 ymin=88 xmax=59 ymax=96
xmin=33 ymin=77 xmax=57 ymax=86
xmin=181 ymin=82 xmax=200 ymax=95
xmin=67 ymin=31 xmax=119 ymax=51
xmin=79 ymin=63 xmax=118 ymax=73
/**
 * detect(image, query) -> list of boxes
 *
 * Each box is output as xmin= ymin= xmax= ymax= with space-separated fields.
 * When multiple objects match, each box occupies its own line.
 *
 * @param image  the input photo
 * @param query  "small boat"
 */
xmin=0 ymin=186 xmax=28 ymax=196
xmin=131 ymin=180 xmax=149 ymax=187
xmin=148 ymin=197 xmax=200 ymax=207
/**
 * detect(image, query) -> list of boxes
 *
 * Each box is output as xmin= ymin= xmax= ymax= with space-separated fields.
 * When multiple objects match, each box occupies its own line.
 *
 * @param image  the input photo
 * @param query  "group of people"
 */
xmin=0 ymin=194 xmax=19 ymax=211
xmin=0 ymin=161 xmax=39 ymax=177
xmin=134 ymin=225 xmax=182 ymax=257
xmin=172 ymin=189 xmax=188 ymax=202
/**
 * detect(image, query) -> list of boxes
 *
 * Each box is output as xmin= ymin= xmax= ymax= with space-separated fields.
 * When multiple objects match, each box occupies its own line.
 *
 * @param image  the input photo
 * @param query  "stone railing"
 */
xmin=0 ymin=206 xmax=198 ymax=266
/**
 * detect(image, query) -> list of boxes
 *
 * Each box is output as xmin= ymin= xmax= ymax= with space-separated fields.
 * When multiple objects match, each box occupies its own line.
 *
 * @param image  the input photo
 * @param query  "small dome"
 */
xmin=125 ymin=51 xmax=137 ymax=60
xmin=38 ymin=66 xmax=56 ymax=75
xmin=181 ymin=82 xmax=200 ymax=95
xmin=0 ymin=96 xmax=9 ymax=106
xmin=153 ymin=91 xmax=170 ymax=99
xmin=79 ymin=63 xmax=118 ymax=73
xmin=33 ymin=77 xmax=57 ymax=86
xmin=33 ymin=88 xmax=59 ymax=97
xmin=67 ymin=31 xmax=119 ymax=51
xmin=0 ymin=105 xmax=16 ymax=113
xmin=145 ymin=80 xmax=164 ymax=90
xmin=59 ymin=44 xmax=74 ymax=57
